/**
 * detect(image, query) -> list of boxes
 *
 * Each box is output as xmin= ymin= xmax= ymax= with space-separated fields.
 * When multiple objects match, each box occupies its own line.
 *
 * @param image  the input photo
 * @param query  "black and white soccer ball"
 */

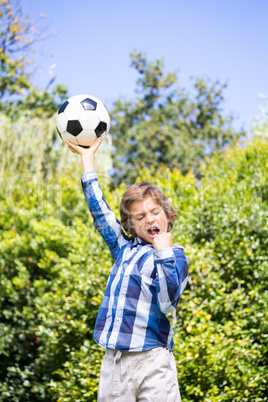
xmin=56 ymin=94 xmax=110 ymax=147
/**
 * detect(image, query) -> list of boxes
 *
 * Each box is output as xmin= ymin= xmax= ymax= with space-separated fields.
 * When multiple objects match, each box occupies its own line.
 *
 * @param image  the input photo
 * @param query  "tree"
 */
xmin=110 ymin=51 xmax=244 ymax=186
xmin=253 ymin=95 xmax=268 ymax=138
xmin=0 ymin=0 xmax=67 ymax=118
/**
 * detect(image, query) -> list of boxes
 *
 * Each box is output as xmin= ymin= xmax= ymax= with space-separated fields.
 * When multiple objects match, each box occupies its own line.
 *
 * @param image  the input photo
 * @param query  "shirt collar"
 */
xmin=132 ymin=237 xmax=153 ymax=248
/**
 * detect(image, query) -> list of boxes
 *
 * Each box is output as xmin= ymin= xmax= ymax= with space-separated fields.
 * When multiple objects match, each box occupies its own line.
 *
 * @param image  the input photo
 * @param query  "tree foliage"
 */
xmin=0 ymin=0 xmax=34 ymax=99
xmin=253 ymin=95 xmax=268 ymax=138
xmin=0 ymin=112 xmax=112 ymax=181
xmin=110 ymin=51 xmax=244 ymax=186
xmin=0 ymin=113 xmax=72 ymax=179
xmin=0 ymin=0 xmax=67 ymax=118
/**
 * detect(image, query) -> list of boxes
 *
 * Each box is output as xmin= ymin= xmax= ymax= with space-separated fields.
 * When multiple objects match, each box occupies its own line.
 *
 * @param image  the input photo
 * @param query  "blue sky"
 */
xmin=23 ymin=0 xmax=268 ymax=132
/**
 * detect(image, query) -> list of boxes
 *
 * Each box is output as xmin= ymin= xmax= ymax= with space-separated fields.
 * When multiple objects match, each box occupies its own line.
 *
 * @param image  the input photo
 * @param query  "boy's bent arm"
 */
xmin=154 ymin=247 xmax=189 ymax=314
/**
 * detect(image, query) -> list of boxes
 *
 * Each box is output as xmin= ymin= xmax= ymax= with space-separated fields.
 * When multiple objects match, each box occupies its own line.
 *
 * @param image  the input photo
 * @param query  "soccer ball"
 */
xmin=56 ymin=94 xmax=110 ymax=147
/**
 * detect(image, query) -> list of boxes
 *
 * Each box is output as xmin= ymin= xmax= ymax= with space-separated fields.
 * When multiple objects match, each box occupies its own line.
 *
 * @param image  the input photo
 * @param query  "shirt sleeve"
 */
xmin=81 ymin=170 xmax=129 ymax=260
xmin=153 ymin=246 xmax=189 ymax=314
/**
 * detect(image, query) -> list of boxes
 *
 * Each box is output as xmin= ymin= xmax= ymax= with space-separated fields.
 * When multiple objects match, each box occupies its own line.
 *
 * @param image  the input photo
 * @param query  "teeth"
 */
xmin=148 ymin=227 xmax=159 ymax=234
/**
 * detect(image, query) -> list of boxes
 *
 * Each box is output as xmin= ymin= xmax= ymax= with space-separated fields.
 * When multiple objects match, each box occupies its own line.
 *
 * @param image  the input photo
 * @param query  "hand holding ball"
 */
xmin=56 ymin=94 xmax=110 ymax=147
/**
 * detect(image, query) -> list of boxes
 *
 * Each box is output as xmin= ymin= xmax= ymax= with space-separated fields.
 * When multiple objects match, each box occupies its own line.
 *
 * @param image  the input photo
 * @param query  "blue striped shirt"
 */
xmin=81 ymin=170 xmax=189 ymax=352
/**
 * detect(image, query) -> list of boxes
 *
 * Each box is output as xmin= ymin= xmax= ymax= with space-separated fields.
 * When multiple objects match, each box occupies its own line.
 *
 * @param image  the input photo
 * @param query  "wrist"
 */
xmin=154 ymin=247 xmax=174 ymax=260
xmin=81 ymin=154 xmax=94 ymax=172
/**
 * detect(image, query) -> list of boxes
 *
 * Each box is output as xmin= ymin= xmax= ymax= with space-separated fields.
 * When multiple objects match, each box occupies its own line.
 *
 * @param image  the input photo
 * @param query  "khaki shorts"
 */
xmin=97 ymin=347 xmax=181 ymax=401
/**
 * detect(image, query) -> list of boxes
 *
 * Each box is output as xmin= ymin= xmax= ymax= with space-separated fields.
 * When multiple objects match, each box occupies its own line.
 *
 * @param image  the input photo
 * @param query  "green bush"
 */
xmin=135 ymin=138 xmax=268 ymax=400
xmin=171 ymin=139 xmax=268 ymax=401
xmin=0 ymin=175 xmax=110 ymax=401
xmin=0 ymin=138 xmax=267 ymax=401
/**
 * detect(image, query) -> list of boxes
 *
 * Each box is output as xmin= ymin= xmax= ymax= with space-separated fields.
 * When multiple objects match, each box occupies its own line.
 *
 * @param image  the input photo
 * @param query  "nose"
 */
xmin=145 ymin=213 xmax=155 ymax=224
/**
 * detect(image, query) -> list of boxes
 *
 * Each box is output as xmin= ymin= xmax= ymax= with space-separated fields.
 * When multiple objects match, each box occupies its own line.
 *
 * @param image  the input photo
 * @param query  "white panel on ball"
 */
xmin=64 ymin=101 xmax=84 ymax=120
xmin=61 ymin=131 xmax=79 ymax=144
xmin=77 ymin=130 xmax=97 ymax=146
xmin=56 ymin=113 xmax=68 ymax=133
xmin=79 ymin=112 xmax=100 ymax=132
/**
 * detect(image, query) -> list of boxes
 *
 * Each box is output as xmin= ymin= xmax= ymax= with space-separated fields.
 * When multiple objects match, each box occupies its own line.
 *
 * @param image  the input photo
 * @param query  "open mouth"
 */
xmin=148 ymin=227 xmax=160 ymax=237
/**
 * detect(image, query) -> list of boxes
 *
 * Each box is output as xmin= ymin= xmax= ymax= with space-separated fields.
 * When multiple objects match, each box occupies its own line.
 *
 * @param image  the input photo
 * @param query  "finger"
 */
xmin=90 ymin=137 xmax=103 ymax=152
xmin=66 ymin=144 xmax=75 ymax=153
xmin=66 ymin=140 xmax=85 ymax=154
xmin=66 ymin=140 xmax=78 ymax=150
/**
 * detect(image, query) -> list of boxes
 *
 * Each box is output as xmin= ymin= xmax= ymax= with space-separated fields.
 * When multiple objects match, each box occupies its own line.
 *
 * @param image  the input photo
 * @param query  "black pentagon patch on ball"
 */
xmin=95 ymin=122 xmax=107 ymax=137
xmin=58 ymin=100 xmax=69 ymax=114
xmin=81 ymin=98 xmax=97 ymax=111
xmin=67 ymin=120 xmax=83 ymax=136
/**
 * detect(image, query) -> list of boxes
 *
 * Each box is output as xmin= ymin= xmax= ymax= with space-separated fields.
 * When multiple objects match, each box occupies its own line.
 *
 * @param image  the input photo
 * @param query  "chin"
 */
xmin=139 ymin=235 xmax=152 ymax=244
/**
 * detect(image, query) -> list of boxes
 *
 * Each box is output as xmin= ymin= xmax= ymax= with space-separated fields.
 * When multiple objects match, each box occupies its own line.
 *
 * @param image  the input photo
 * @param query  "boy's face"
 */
xmin=130 ymin=196 xmax=169 ymax=244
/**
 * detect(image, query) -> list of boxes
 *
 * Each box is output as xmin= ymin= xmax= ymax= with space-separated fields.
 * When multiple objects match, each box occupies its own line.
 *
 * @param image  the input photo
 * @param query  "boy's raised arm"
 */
xmin=66 ymin=138 xmax=128 ymax=260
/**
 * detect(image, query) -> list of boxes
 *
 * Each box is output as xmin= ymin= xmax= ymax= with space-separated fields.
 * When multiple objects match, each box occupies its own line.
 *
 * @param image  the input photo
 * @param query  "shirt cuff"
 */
xmin=154 ymin=247 xmax=174 ymax=261
xmin=81 ymin=170 xmax=97 ymax=183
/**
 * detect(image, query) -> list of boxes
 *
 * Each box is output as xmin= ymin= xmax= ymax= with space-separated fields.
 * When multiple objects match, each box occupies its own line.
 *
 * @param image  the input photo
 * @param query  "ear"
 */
xmin=167 ymin=222 xmax=172 ymax=232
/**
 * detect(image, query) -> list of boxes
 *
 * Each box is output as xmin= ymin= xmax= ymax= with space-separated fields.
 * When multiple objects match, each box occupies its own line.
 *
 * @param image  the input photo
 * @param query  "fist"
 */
xmin=153 ymin=232 xmax=173 ymax=250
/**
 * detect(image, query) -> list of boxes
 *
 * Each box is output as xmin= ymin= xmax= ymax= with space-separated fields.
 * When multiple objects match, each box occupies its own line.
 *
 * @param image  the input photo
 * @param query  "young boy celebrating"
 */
xmin=67 ymin=138 xmax=189 ymax=401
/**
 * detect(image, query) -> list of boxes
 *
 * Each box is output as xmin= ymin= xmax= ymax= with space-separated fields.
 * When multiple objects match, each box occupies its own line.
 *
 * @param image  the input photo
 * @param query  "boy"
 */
xmin=67 ymin=138 xmax=189 ymax=401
